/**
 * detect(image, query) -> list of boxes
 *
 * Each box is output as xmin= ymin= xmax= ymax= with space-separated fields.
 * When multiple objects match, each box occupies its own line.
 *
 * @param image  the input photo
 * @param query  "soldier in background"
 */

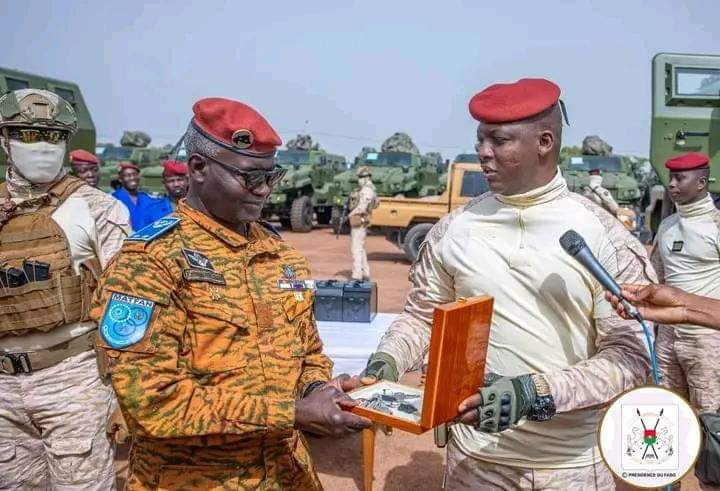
xmin=91 ymin=97 xmax=370 ymax=489
xmin=650 ymin=152 xmax=720 ymax=489
xmin=348 ymin=165 xmax=378 ymax=281
xmin=69 ymin=148 xmax=101 ymax=188
xmin=582 ymin=167 xmax=619 ymax=215
xmin=160 ymin=159 xmax=188 ymax=211
xmin=0 ymin=89 xmax=130 ymax=490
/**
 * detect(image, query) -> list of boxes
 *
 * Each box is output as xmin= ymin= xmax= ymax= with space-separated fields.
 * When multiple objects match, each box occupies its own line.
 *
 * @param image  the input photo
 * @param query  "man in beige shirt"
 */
xmin=362 ymin=79 xmax=655 ymax=490
xmin=348 ymin=165 xmax=378 ymax=281
xmin=0 ymin=89 xmax=130 ymax=490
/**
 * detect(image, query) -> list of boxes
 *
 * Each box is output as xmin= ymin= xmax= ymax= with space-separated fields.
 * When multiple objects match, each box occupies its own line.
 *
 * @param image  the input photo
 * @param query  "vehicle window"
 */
xmin=277 ymin=150 xmax=310 ymax=165
xmin=101 ymin=147 xmax=133 ymax=161
xmin=460 ymin=171 xmax=489 ymax=197
xmin=454 ymin=153 xmax=479 ymax=163
xmin=53 ymin=87 xmax=76 ymax=104
xmin=568 ymin=156 xmax=623 ymax=172
xmin=363 ymin=152 xmax=412 ymax=167
xmin=6 ymin=77 xmax=29 ymax=90
xmin=675 ymin=67 xmax=720 ymax=97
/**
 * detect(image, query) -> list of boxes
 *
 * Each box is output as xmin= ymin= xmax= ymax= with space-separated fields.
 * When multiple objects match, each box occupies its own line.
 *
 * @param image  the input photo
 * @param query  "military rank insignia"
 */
xmin=126 ymin=217 xmax=180 ymax=242
xmin=100 ymin=292 xmax=155 ymax=349
xmin=672 ymin=241 xmax=684 ymax=252
xmin=277 ymin=279 xmax=316 ymax=291
xmin=182 ymin=248 xmax=215 ymax=271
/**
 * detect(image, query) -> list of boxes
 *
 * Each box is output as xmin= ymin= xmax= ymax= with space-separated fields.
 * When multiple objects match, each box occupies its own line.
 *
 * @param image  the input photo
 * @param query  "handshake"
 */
xmin=298 ymin=352 xmax=551 ymax=438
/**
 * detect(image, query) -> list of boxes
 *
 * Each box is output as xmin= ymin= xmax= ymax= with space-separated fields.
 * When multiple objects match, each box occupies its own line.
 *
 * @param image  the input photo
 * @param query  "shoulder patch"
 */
xmin=99 ymin=292 xmax=156 ymax=349
xmin=258 ymin=220 xmax=282 ymax=238
xmin=126 ymin=216 xmax=180 ymax=242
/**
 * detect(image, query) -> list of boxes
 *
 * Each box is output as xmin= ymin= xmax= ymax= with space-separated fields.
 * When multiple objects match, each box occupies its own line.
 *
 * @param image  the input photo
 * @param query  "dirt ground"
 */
xmin=116 ymin=226 xmax=699 ymax=490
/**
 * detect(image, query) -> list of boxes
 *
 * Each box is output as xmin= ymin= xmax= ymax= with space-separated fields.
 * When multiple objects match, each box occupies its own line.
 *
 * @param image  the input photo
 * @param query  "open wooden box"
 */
xmin=349 ymin=296 xmax=493 ymax=434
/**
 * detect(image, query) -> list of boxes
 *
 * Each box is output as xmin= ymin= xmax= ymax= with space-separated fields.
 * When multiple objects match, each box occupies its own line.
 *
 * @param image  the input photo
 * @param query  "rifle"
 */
xmin=336 ymin=197 xmax=350 ymax=239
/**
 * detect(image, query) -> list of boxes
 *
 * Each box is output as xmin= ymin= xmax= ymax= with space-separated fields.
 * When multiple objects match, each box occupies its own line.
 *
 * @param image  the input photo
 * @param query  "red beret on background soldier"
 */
xmin=91 ymin=96 xmax=370 ymax=490
xmin=69 ymin=148 xmax=100 ymax=188
xmin=0 ymin=89 xmax=130 ymax=489
xmin=360 ymin=78 xmax=655 ymax=490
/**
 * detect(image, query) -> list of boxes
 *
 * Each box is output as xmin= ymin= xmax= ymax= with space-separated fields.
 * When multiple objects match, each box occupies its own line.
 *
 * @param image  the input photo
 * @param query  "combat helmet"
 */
xmin=356 ymin=165 xmax=372 ymax=178
xmin=0 ymin=89 xmax=77 ymax=136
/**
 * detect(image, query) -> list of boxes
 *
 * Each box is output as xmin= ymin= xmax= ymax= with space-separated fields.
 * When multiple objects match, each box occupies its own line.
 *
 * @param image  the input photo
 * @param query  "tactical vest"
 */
xmin=0 ymin=176 xmax=101 ymax=337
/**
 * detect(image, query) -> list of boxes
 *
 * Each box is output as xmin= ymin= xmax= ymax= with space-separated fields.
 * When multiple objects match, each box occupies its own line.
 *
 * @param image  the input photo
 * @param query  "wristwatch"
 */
xmin=527 ymin=373 xmax=556 ymax=422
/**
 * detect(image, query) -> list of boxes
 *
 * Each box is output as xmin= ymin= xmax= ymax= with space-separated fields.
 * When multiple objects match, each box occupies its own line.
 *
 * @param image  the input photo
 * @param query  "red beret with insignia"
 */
xmin=665 ymin=152 xmax=710 ymax=171
xmin=117 ymin=161 xmax=139 ymax=173
xmin=469 ymin=78 xmax=561 ymax=123
xmin=191 ymin=97 xmax=282 ymax=157
xmin=162 ymin=160 xmax=188 ymax=177
xmin=69 ymin=149 xmax=99 ymax=166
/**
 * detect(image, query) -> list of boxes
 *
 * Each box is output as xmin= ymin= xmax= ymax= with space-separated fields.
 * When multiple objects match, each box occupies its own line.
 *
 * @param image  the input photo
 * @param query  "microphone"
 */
xmin=559 ymin=230 xmax=641 ymax=320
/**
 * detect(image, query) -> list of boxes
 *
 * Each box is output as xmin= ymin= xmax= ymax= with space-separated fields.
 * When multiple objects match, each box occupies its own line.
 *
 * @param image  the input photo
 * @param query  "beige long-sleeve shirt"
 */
xmin=376 ymin=171 xmax=655 ymax=468
xmin=653 ymin=193 xmax=720 ymax=336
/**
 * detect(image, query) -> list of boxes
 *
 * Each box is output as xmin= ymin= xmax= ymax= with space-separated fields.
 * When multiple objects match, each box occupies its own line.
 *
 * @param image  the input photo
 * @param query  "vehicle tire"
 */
xmin=331 ymin=206 xmax=350 ymax=235
xmin=316 ymin=207 xmax=332 ymax=225
xmin=402 ymin=223 xmax=433 ymax=262
xmin=279 ymin=218 xmax=292 ymax=229
xmin=290 ymin=196 xmax=314 ymax=232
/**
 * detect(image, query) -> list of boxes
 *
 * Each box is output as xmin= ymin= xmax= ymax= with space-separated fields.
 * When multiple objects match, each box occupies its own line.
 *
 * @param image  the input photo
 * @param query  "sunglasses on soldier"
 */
xmin=199 ymin=153 xmax=287 ymax=192
xmin=6 ymin=128 xmax=70 ymax=145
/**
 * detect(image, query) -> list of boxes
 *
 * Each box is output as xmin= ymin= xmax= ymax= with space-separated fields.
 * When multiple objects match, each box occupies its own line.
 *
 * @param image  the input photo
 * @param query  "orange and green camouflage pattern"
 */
xmin=91 ymin=200 xmax=331 ymax=490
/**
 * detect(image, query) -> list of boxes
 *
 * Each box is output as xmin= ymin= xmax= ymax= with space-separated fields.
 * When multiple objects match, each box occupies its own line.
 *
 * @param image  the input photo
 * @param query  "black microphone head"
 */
xmin=559 ymin=229 xmax=586 ymax=257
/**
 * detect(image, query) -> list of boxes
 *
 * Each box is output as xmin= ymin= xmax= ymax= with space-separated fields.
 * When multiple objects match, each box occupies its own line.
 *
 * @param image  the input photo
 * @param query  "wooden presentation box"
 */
xmin=350 ymin=296 xmax=493 ymax=434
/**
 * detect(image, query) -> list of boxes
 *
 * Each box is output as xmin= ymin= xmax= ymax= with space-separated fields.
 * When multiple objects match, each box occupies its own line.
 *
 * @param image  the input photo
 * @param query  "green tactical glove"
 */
xmin=360 ymin=352 xmax=399 ymax=384
xmin=474 ymin=373 xmax=537 ymax=433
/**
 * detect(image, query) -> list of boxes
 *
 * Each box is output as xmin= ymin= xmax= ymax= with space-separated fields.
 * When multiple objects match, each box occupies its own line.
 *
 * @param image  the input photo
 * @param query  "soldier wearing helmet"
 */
xmin=0 ymin=89 xmax=130 ymax=489
xmin=348 ymin=165 xmax=378 ymax=280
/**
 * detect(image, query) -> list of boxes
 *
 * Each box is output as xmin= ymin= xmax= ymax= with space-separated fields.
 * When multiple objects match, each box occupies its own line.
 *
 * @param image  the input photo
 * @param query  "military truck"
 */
xmin=647 ymin=52 xmax=720 ymax=235
xmin=331 ymin=134 xmax=444 ymax=232
xmin=263 ymin=147 xmax=346 ymax=232
xmin=0 ymin=67 xmax=95 ymax=180
xmin=560 ymin=154 xmax=643 ymax=206
xmin=370 ymin=163 xmax=489 ymax=262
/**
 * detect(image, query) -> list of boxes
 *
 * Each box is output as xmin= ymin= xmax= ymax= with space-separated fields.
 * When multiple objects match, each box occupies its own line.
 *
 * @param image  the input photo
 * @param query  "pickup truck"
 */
xmin=370 ymin=163 xmax=488 ymax=262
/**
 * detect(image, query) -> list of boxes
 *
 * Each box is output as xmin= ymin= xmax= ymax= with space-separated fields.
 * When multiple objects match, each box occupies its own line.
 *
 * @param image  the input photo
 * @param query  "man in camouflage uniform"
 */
xmin=651 ymin=152 xmax=720 ymax=490
xmin=582 ymin=168 xmax=620 ymax=216
xmin=0 ymin=89 xmax=130 ymax=490
xmin=348 ymin=165 xmax=377 ymax=281
xmin=362 ymin=79 xmax=655 ymax=490
xmin=91 ymin=97 xmax=370 ymax=490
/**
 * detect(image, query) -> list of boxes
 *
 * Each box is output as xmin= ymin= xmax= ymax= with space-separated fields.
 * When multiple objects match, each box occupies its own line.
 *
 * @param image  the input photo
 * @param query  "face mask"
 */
xmin=8 ymin=140 xmax=66 ymax=183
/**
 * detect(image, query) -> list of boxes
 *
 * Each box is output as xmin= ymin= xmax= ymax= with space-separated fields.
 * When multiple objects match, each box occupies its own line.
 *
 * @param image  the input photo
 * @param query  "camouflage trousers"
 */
xmin=0 ymin=349 xmax=116 ymax=490
xmin=656 ymin=325 xmax=720 ymax=491
xmin=351 ymin=225 xmax=369 ymax=280
xmin=444 ymin=441 xmax=615 ymax=490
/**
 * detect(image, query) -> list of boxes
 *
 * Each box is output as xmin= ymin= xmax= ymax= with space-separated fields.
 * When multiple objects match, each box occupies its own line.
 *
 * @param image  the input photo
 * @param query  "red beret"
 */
xmin=162 ymin=160 xmax=188 ymax=177
xmin=469 ymin=78 xmax=561 ymax=123
xmin=191 ymin=97 xmax=281 ymax=157
xmin=117 ymin=161 xmax=139 ymax=173
xmin=665 ymin=152 xmax=710 ymax=171
xmin=69 ymin=149 xmax=99 ymax=166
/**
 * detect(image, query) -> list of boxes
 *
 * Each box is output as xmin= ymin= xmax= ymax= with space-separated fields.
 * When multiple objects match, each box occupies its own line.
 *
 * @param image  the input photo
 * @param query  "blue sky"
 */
xmin=2 ymin=0 xmax=718 ymax=159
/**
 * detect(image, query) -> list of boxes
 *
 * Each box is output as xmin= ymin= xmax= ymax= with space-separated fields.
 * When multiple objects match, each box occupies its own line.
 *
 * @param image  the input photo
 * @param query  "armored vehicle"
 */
xmin=560 ymin=154 xmax=643 ymax=206
xmin=263 ymin=148 xmax=346 ymax=232
xmin=0 ymin=67 xmax=95 ymax=180
xmin=647 ymin=52 xmax=720 ymax=235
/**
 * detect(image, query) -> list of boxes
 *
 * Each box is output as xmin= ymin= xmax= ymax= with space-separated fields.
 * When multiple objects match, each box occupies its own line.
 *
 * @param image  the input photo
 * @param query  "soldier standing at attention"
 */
xmin=348 ymin=165 xmax=377 ymax=281
xmin=0 ymin=89 xmax=130 ymax=490
xmin=361 ymin=79 xmax=655 ymax=490
xmin=91 ymin=97 xmax=371 ymax=490
xmin=650 ymin=152 xmax=720 ymax=488
xmin=69 ymin=148 xmax=101 ymax=188
xmin=582 ymin=167 xmax=620 ymax=215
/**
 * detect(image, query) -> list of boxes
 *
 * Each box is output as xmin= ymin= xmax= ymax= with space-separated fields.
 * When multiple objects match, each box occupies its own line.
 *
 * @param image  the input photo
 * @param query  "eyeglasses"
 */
xmin=6 ymin=128 xmax=70 ymax=144
xmin=200 ymin=154 xmax=287 ymax=191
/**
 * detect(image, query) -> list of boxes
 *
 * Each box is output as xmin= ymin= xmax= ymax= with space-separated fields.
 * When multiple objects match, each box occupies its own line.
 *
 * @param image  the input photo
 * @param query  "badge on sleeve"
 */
xmin=672 ymin=241 xmax=684 ymax=252
xmin=100 ymin=292 xmax=156 ymax=349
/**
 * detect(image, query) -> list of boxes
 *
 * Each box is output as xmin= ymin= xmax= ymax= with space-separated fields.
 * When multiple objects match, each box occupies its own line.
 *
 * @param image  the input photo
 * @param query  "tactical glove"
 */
xmin=360 ymin=352 xmax=399 ymax=384
xmin=474 ymin=373 xmax=537 ymax=433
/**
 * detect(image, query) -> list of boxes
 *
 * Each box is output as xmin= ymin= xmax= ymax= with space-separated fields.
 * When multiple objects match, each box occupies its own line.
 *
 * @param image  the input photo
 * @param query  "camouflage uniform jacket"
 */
xmin=91 ymin=201 xmax=330 ymax=490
